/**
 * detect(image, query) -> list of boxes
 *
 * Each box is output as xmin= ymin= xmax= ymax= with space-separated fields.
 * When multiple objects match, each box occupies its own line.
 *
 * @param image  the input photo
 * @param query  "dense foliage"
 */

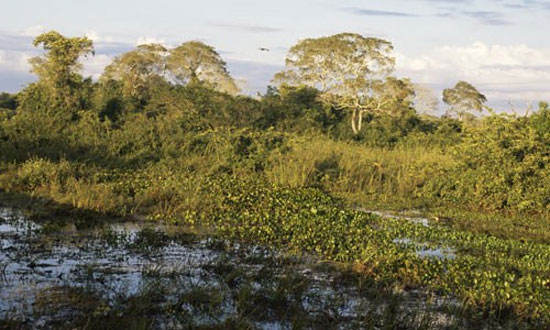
xmin=423 ymin=106 xmax=550 ymax=213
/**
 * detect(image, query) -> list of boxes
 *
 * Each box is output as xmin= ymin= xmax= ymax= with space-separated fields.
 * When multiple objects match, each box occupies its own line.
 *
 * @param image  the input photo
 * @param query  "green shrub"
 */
xmin=423 ymin=113 xmax=550 ymax=213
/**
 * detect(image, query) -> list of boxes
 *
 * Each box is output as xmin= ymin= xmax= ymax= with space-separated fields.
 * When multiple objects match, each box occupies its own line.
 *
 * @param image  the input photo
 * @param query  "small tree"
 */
xmin=101 ymin=44 xmax=167 ymax=100
xmin=166 ymin=41 xmax=239 ymax=95
xmin=443 ymin=81 xmax=487 ymax=121
xmin=373 ymin=77 xmax=415 ymax=116
xmin=273 ymin=33 xmax=397 ymax=134
xmin=25 ymin=30 xmax=94 ymax=112
xmin=412 ymin=84 xmax=439 ymax=115
xmin=102 ymin=41 xmax=240 ymax=99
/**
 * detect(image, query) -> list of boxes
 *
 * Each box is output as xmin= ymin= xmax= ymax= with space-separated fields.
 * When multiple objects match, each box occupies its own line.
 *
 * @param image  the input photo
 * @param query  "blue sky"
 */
xmin=1 ymin=0 xmax=549 ymax=112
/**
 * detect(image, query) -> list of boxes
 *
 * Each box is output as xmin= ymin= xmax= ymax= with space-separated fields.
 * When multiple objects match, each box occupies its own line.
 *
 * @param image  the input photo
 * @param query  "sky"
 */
xmin=1 ymin=0 xmax=550 ymax=113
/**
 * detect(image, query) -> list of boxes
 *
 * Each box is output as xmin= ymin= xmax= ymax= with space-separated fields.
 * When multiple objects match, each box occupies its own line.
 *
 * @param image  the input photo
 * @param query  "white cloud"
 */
xmin=396 ymin=42 xmax=550 ymax=110
xmin=0 ymin=28 xmax=123 ymax=82
xmin=82 ymin=54 xmax=113 ymax=80
xmin=85 ymin=31 xmax=100 ymax=42
xmin=0 ymin=50 xmax=113 ymax=82
xmin=136 ymin=36 xmax=166 ymax=46
xmin=0 ymin=27 xmax=42 ymax=76
xmin=0 ymin=51 xmax=32 ymax=73
xmin=85 ymin=31 xmax=114 ymax=43
xmin=21 ymin=25 xmax=46 ymax=37
xmin=0 ymin=34 xmax=115 ymax=82
xmin=0 ymin=28 xmax=126 ymax=90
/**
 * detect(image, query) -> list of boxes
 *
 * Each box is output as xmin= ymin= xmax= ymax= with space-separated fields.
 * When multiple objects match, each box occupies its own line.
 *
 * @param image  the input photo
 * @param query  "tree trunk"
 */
xmin=351 ymin=108 xmax=359 ymax=134
xmin=357 ymin=110 xmax=364 ymax=132
xmin=351 ymin=108 xmax=366 ymax=135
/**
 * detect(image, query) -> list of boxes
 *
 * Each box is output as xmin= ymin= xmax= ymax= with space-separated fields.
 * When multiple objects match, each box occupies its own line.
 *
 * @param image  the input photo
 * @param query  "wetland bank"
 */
xmin=2 ymin=30 xmax=550 ymax=329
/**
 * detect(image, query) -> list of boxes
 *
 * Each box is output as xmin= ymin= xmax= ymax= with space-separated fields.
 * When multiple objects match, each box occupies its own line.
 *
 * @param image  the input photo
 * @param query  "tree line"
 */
xmin=1 ymin=30 xmax=490 ymax=135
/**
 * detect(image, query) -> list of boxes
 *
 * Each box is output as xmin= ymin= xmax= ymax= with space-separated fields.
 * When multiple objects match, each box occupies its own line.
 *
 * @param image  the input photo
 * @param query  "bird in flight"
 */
xmin=258 ymin=47 xmax=270 ymax=52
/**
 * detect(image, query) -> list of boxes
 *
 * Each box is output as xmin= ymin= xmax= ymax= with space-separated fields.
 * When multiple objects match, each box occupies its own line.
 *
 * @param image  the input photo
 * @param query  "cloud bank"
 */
xmin=343 ymin=7 xmax=419 ymax=17
xmin=397 ymin=42 xmax=550 ymax=110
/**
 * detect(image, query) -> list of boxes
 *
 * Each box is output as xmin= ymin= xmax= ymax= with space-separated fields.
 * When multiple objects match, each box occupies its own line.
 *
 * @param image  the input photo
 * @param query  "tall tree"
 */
xmin=273 ymin=33 xmax=396 ymax=134
xmin=373 ymin=77 xmax=415 ymax=116
xmin=412 ymin=84 xmax=439 ymax=115
xmin=24 ymin=30 xmax=94 ymax=112
xmin=166 ymin=41 xmax=240 ymax=95
xmin=101 ymin=44 xmax=167 ymax=100
xmin=443 ymin=81 xmax=487 ymax=120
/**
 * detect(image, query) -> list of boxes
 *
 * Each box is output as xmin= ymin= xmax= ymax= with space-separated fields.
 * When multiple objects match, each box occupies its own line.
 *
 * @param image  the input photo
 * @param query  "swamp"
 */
xmin=1 ymin=22 xmax=550 ymax=330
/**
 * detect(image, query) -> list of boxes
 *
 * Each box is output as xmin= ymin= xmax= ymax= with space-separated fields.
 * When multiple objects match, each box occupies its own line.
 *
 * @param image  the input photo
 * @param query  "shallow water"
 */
xmin=362 ymin=209 xmax=431 ymax=227
xmin=0 ymin=207 xmax=457 ymax=329
xmin=0 ymin=208 xmax=370 ymax=328
xmin=361 ymin=208 xmax=456 ymax=260
xmin=0 ymin=208 xmax=220 ymax=323
xmin=393 ymin=237 xmax=456 ymax=260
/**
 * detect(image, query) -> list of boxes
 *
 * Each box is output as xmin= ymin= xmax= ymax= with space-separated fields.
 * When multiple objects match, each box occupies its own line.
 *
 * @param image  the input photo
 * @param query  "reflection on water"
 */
xmin=361 ymin=209 xmax=431 ymax=227
xmin=393 ymin=237 xmax=456 ymax=260
xmin=0 ymin=207 xmax=456 ymax=329
xmin=0 ymin=208 xmax=220 ymax=323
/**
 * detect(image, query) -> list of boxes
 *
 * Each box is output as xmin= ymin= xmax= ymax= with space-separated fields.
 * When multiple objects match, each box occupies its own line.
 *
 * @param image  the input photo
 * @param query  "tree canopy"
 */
xmin=443 ymin=81 xmax=488 ymax=120
xmin=101 ymin=41 xmax=240 ymax=99
xmin=273 ymin=33 xmax=399 ymax=134
xmin=25 ymin=30 xmax=94 ymax=111
xmin=0 ymin=93 xmax=17 ymax=110
xmin=101 ymin=43 xmax=167 ymax=100
xmin=167 ymin=41 xmax=240 ymax=95
xmin=412 ymin=84 xmax=439 ymax=115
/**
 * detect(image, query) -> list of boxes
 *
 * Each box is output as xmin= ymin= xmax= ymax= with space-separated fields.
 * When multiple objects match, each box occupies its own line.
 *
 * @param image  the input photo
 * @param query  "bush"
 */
xmin=423 ymin=112 xmax=550 ymax=212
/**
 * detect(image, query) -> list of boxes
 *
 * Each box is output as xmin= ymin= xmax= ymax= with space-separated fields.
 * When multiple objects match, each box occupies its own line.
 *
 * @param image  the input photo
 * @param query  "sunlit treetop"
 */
xmin=274 ymin=32 xmax=407 ymax=134
xmin=101 ymin=41 xmax=240 ymax=98
xmin=25 ymin=30 xmax=94 ymax=111
xmin=443 ymin=81 xmax=488 ymax=120
xmin=167 ymin=41 xmax=240 ymax=95
xmin=101 ymin=43 xmax=167 ymax=99
xmin=274 ymin=33 xmax=394 ymax=95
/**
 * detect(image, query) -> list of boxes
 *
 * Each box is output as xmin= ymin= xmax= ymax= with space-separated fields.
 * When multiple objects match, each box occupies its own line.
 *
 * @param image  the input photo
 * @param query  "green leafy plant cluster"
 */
xmin=207 ymin=179 xmax=550 ymax=325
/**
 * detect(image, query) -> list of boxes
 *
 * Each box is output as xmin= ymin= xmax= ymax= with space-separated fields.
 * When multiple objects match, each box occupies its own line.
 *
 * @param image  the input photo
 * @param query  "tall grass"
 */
xmin=265 ymin=135 xmax=453 ymax=204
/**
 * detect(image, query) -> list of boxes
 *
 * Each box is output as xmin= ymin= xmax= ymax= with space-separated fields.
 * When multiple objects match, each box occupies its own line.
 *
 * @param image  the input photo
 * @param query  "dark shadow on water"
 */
xmin=0 ymin=190 xmax=123 ymax=230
